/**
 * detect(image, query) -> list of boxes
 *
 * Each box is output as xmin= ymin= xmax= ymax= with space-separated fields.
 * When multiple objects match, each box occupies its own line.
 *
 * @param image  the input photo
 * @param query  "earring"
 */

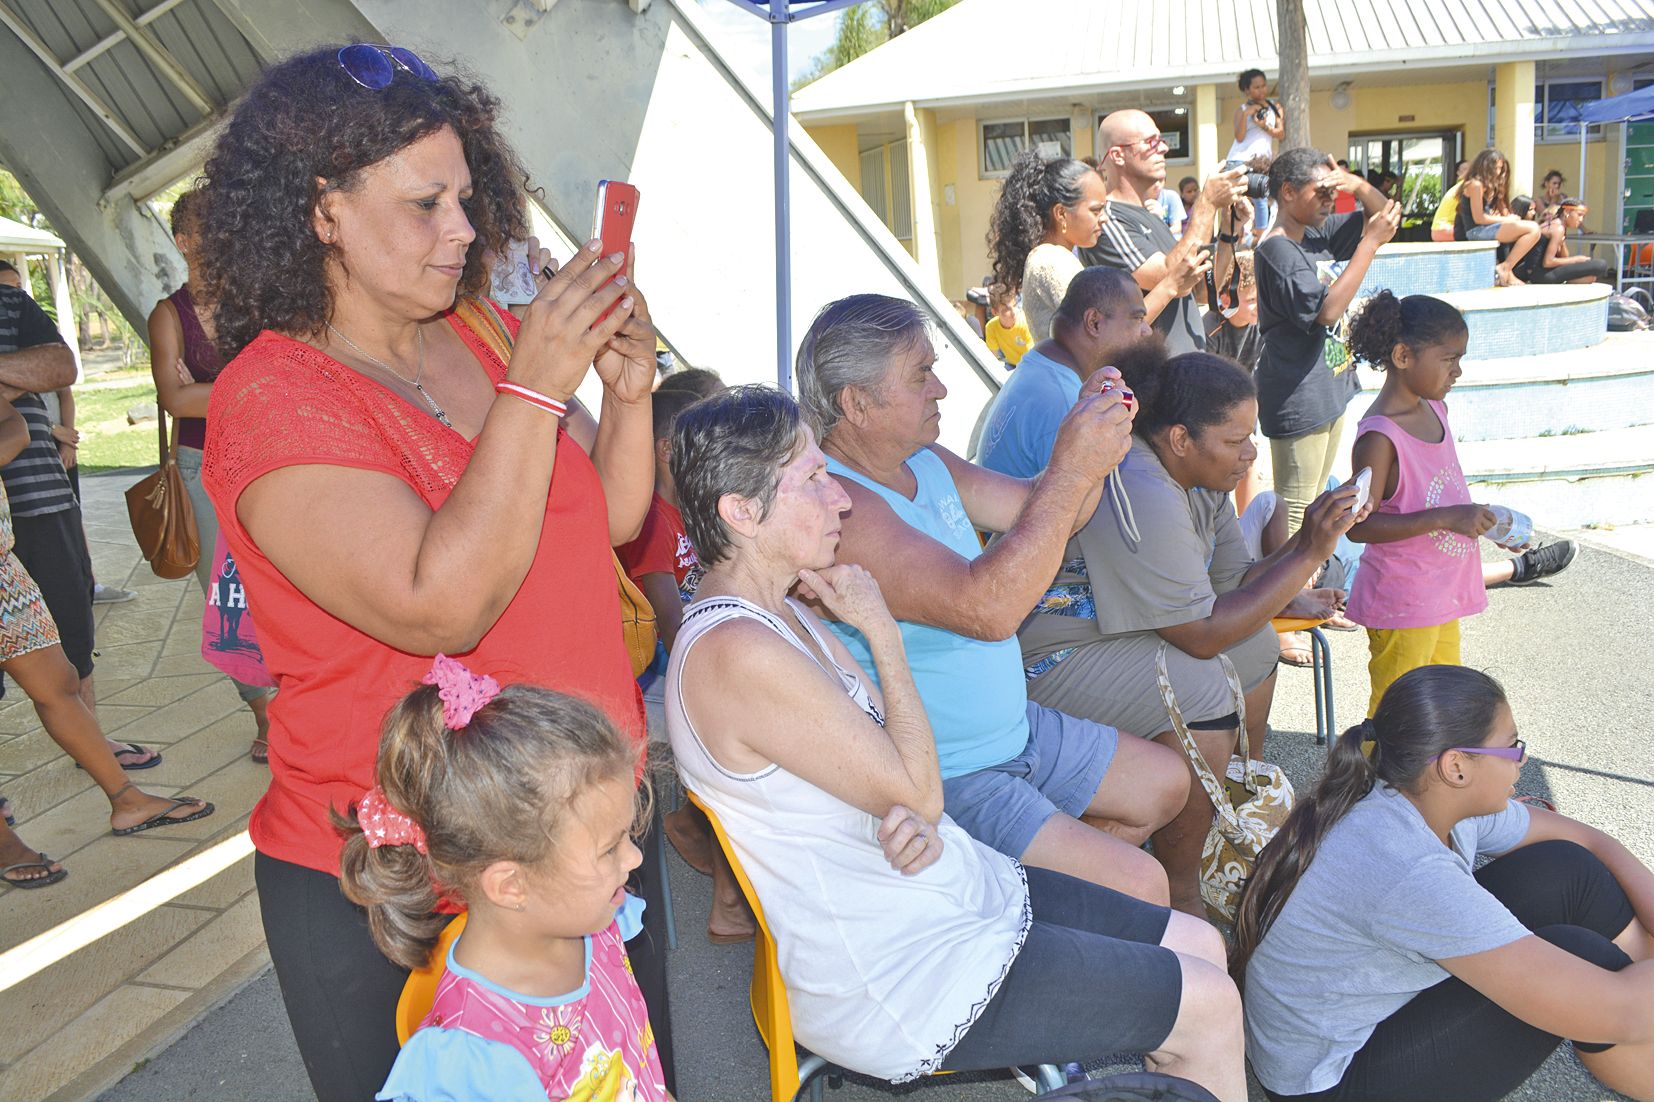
xmin=516 ymin=901 xmax=527 ymax=912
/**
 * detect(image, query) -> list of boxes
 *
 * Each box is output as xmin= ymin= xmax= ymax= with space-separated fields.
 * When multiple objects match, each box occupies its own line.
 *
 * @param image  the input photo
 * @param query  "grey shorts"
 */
xmin=941 ymin=702 xmax=1118 ymax=860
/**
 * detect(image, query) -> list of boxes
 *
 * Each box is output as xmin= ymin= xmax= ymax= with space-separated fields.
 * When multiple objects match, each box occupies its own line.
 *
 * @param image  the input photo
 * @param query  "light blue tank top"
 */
xmin=825 ymin=449 xmax=1030 ymax=778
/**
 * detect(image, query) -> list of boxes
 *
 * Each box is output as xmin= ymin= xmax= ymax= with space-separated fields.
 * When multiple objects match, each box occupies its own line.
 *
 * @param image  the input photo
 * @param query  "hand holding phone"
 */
xmin=593 ymin=181 xmax=639 ymax=325
xmin=1351 ymin=466 xmax=1373 ymax=514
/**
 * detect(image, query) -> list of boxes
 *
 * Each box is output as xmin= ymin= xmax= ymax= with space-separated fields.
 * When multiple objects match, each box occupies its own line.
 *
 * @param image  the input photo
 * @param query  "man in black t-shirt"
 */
xmin=1084 ymin=109 xmax=1250 ymax=356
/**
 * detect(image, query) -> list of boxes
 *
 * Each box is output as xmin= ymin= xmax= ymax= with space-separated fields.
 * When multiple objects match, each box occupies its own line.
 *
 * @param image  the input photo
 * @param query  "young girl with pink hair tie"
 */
xmin=338 ymin=655 xmax=669 ymax=1102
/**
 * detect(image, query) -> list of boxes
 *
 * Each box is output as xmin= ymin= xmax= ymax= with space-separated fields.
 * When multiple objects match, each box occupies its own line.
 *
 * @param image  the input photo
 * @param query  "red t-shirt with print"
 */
xmin=616 ymin=493 xmax=701 ymax=603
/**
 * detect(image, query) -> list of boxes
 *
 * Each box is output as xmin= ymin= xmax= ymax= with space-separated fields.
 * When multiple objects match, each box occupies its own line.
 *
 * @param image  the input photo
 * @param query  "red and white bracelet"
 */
xmin=494 ymin=381 xmax=569 ymax=418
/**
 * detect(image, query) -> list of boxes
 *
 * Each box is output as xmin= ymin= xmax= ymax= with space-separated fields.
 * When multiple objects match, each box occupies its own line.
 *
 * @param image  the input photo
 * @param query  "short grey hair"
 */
xmin=795 ymin=293 xmax=930 ymax=440
xmin=669 ymin=385 xmax=806 ymax=567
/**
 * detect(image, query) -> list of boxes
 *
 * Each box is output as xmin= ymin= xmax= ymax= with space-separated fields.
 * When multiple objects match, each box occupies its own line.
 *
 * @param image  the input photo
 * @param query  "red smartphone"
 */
xmin=593 ymin=180 xmax=639 ymax=324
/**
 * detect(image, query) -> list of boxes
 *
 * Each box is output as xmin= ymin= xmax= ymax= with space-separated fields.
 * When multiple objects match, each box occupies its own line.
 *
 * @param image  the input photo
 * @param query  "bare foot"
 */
xmin=1278 ymin=632 xmax=1313 ymax=667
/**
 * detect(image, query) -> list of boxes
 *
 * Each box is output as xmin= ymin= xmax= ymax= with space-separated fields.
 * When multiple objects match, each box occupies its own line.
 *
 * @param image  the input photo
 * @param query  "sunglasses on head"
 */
xmin=337 ymin=43 xmax=438 ymax=90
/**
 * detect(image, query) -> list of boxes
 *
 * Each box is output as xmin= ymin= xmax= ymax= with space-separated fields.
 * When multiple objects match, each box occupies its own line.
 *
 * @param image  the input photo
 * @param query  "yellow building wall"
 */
xmin=810 ymin=124 xmax=861 ymax=191
xmin=805 ymin=72 xmax=1630 ymax=303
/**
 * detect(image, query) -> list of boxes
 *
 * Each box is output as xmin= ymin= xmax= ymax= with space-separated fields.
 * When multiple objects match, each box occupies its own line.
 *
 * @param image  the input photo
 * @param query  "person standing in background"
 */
xmin=1229 ymin=70 xmax=1283 ymax=235
xmin=147 ymin=189 xmax=274 ymax=764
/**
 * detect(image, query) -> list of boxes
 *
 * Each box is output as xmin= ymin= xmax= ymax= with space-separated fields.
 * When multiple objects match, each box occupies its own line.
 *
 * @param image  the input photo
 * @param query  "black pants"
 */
xmin=256 ymin=816 xmax=677 ymax=1101
xmin=1266 ymin=840 xmax=1636 ymax=1102
xmin=1529 ymin=257 xmax=1614 ymax=284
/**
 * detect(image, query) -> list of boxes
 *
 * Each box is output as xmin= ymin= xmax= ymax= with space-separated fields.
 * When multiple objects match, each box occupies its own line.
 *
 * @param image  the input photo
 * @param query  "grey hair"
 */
xmin=1268 ymin=146 xmax=1332 ymax=201
xmin=795 ymin=293 xmax=929 ymax=440
xmin=670 ymin=385 xmax=806 ymax=567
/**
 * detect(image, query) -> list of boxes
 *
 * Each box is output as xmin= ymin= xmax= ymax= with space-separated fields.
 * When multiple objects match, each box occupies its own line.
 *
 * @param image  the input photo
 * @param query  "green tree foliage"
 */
xmin=794 ymin=0 xmax=959 ymax=89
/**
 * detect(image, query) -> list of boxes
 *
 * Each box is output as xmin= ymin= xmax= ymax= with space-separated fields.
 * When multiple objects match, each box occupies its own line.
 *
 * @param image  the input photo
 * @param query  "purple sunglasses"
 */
xmin=1431 ymin=738 xmax=1527 ymax=763
xmin=337 ymin=44 xmax=438 ymax=90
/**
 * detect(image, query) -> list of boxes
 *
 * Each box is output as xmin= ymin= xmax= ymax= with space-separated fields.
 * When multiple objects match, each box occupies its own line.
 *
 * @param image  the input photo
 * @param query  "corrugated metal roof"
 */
xmin=3 ymin=0 xmax=262 ymax=179
xmin=792 ymin=0 xmax=1654 ymax=118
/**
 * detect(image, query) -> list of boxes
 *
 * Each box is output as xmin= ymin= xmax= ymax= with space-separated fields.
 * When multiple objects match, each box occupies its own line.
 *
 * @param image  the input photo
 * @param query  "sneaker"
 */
xmin=92 ymin=584 xmax=138 ymax=604
xmin=1510 ymin=539 xmax=1577 ymax=585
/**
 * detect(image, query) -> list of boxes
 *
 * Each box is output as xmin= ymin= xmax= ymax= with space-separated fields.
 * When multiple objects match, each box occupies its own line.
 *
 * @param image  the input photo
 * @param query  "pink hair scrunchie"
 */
xmin=423 ymin=653 xmax=501 ymax=731
xmin=358 ymin=786 xmax=427 ymax=854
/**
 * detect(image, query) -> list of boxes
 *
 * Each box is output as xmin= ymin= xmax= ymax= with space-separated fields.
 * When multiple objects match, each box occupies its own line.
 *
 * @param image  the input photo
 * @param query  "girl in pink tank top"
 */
xmin=338 ymin=656 xmax=669 ymax=1102
xmin=1344 ymin=293 xmax=1491 ymax=715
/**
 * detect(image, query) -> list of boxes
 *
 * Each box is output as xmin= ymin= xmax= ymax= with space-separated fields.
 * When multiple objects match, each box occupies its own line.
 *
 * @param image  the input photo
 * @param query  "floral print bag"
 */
xmin=1155 ymin=642 xmax=1295 ymax=924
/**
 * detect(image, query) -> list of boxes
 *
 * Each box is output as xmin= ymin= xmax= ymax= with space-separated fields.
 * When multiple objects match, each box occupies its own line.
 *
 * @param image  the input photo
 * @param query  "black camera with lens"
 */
xmin=1244 ymin=172 xmax=1270 ymax=200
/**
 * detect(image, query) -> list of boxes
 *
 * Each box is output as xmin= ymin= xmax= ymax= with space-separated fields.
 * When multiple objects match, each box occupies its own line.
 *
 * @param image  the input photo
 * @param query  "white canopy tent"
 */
xmin=0 ymin=215 xmax=81 ymax=374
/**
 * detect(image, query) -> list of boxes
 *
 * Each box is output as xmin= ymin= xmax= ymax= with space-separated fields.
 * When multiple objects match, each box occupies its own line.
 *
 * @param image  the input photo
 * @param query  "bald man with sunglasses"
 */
xmin=1084 ymin=110 xmax=1253 ymax=356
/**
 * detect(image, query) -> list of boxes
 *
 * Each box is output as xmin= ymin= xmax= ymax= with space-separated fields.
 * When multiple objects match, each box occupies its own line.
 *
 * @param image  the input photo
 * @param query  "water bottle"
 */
xmin=1484 ymin=505 xmax=1533 ymax=551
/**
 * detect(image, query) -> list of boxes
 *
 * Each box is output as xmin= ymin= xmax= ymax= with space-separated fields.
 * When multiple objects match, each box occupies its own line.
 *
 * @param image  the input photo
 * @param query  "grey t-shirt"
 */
xmin=1081 ymin=200 xmax=1204 ymax=356
xmin=1244 ymin=785 xmax=1532 ymax=1095
xmin=1019 ymin=436 xmax=1252 ymax=663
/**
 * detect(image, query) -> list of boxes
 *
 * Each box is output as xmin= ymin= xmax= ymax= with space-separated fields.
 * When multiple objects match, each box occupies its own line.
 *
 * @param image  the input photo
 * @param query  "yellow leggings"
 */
xmin=1365 ymin=620 xmax=1462 ymax=717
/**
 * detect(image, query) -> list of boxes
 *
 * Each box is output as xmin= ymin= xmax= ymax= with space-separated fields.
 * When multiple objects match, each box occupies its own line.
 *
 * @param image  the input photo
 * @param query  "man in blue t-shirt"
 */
xmin=977 ymin=268 xmax=1152 ymax=479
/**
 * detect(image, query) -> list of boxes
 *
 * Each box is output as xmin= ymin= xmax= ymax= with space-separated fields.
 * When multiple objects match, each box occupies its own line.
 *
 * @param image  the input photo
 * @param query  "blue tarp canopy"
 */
xmin=1582 ymin=85 xmax=1654 ymax=124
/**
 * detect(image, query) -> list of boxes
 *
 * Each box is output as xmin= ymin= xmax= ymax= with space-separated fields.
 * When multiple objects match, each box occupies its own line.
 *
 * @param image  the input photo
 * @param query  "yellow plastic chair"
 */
xmin=684 ymin=790 xmax=1067 ymax=1101
xmin=394 ymin=911 xmax=468 ymax=1045
xmin=1272 ymin=616 xmax=1334 ymax=746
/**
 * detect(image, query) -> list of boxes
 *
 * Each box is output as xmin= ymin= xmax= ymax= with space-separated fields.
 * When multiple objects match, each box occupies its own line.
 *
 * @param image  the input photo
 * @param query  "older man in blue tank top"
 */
xmin=796 ymin=293 xmax=1189 ymax=906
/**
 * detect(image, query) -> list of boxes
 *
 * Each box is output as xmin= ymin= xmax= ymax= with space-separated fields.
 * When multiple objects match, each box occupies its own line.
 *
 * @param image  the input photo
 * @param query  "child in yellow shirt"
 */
xmin=983 ymin=282 xmax=1034 ymax=367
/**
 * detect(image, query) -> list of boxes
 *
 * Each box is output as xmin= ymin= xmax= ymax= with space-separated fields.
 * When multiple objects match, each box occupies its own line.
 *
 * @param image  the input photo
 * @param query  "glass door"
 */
xmin=1348 ymin=129 xmax=1464 ymax=232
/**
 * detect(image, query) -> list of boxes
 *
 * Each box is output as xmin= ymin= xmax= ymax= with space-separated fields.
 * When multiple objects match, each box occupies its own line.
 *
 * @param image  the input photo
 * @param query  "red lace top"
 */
xmin=202 ymin=305 xmax=642 ymax=877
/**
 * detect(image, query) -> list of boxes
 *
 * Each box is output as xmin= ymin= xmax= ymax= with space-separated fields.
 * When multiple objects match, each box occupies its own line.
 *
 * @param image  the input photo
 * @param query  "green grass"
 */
xmin=74 ymin=377 xmax=163 ymax=475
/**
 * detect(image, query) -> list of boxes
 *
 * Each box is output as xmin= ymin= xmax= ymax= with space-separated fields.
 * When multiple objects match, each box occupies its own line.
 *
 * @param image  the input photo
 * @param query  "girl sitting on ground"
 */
xmin=339 ymin=656 xmax=669 ymax=1102
xmin=1235 ymin=664 xmax=1654 ymax=1102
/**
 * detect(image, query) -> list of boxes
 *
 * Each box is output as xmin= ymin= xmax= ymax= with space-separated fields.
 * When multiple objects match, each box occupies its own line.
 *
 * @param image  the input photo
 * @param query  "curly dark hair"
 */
xmin=196 ymin=45 xmax=530 ymax=361
xmin=987 ymin=149 xmax=1097 ymax=295
xmin=1346 ymin=290 xmax=1467 ymax=370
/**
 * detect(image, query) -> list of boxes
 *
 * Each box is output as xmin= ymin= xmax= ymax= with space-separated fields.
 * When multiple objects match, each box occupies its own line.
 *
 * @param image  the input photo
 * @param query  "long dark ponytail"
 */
xmin=1230 ymin=666 xmax=1510 ymax=982
xmin=988 ymin=149 xmax=1097 ymax=293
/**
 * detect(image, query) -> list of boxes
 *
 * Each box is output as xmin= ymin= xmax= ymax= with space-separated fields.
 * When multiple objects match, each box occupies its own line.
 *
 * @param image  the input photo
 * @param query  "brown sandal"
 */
xmin=250 ymin=735 xmax=269 ymax=765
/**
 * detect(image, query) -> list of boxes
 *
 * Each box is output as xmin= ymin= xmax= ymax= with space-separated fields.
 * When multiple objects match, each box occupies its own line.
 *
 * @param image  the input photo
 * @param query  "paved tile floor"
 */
xmin=0 ymin=472 xmax=268 ymax=1102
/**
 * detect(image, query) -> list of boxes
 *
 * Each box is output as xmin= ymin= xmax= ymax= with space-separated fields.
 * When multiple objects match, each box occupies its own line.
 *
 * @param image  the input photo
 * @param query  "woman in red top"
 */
xmin=195 ymin=46 xmax=658 ymax=1101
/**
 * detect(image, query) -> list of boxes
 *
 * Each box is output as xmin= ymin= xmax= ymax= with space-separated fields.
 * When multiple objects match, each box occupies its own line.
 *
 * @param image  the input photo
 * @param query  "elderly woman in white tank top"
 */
xmin=663 ymin=384 xmax=1246 ymax=1100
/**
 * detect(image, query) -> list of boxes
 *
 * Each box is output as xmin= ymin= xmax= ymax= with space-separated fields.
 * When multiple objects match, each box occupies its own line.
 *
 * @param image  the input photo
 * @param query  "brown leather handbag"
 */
xmin=125 ymin=409 xmax=199 ymax=579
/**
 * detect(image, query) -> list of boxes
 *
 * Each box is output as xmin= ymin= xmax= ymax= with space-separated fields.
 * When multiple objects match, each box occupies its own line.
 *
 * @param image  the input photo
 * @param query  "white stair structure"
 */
xmin=1351 ymin=252 xmax=1654 ymax=528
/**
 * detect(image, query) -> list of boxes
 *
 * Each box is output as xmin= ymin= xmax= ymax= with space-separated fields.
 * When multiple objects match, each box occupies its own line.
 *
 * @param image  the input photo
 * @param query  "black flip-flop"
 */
xmin=111 ymin=796 xmax=215 ymax=836
xmin=2 ymin=852 xmax=67 ymax=890
xmin=77 ymin=742 xmax=163 ymax=771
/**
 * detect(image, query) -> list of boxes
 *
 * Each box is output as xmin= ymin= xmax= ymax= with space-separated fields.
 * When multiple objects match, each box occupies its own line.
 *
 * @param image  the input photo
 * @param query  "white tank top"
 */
xmin=666 ymin=596 xmax=1031 ymax=1082
xmin=1227 ymin=101 xmax=1278 ymax=163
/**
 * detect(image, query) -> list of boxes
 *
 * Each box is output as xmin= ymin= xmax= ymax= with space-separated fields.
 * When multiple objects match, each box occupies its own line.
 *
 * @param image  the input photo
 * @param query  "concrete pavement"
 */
xmin=0 ymin=468 xmax=1645 ymax=1102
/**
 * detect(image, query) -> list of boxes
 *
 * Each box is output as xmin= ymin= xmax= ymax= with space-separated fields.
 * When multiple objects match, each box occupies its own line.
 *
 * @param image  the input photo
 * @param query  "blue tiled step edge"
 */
xmin=1355 ymin=241 xmax=1499 ymax=300
xmin=1460 ymin=424 xmax=1654 ymax=528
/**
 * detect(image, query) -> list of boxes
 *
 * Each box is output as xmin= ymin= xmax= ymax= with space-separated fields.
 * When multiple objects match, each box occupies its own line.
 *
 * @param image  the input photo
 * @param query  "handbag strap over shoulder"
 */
xmin=1154 ymin=641 xmax=1254 ymax=830
xmin=452 ymin=295 xmax=515 ymax=367
xmin=155 ymin=405 xmax=175 ymax=468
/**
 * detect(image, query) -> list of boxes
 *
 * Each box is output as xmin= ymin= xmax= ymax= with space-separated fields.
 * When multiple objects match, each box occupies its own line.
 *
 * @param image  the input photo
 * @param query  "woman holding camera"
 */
xmin=1229 ymin=69 xmax=1284 ymax=234
xmin=1254 ymin=149 xmax=1399 ymax=538
xmin=196 ymin=45 xmax=662 ymax=1101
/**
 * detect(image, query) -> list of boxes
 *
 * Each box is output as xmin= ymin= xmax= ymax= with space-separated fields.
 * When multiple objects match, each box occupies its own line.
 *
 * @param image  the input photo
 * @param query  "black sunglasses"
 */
xmin=337 ymin=44 xmax=438 ymax=90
